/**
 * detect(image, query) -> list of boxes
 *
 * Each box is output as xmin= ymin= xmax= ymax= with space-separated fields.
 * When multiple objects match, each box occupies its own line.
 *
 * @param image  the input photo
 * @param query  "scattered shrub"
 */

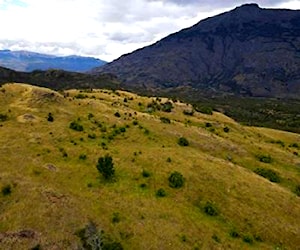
xmin=156 ymin=188 xmax=167 ymax=197
xmin=183 ymin=109 xmax=194 ymax=116
xmin=74 ymin=93 xmax=86 ymax=99
xmin=79 ymin=154 xmax=87 ymax=160
xmin=205 ymin=122 xmax=212 ymax=128
xmin=140 ymin=183 xmax=147 ymax=188
xmin=168 ymin=171 xmax=184 ymax=188
xmin=229 ymin=229 xmax=240 ymax=238
xmin=112 ymin=212 xmax=121 ymax=223
xmin=69 ymin=121 xmax=84 ymax=131
xmin=142 ymin=170 xmax=151 ymax=178
xmin=88 ymin=113 xmax=94 ymax=119
xmin=289 ymin=143 xmax=299 ymax=149
xmin=1 ymin=184 xmax=12 ymax=196
xmin=257 ymin=154 xmax=273 ymax=163
xmin=212 ymin=234 xmax=221 ymax=243
xmin=132 ymin=120 xmax=139 ymax=126
xmin=195 ymin=106 xmax=213 ymax=115
xmin=254 ymin=168 xmax=281 ymax=183
xmin=31 ymin=244 xmax=41 ymax=250
xmin=96 ymin=155 xmax=115 ymax=180
xmin=178 ymin=137 xmax=189 ymax=146
xmin=0 ymin=113 xmax=8 ymax=122
xmin=223 ymin=126 xmax=230 ymax=133
xmin=114 ymin=112 xmax=121 ymax=118
xmin=243 ymin=234 xmax=254 ymax=244
xmin=167 ymin=157 xmax=172 ymax=163
xmin=88 ymin=133 xmax=96 ymax=139
xmin=295 ymin=184 xmax=300 ymax=196
xmin=161 ymin=101 xmax=174 ymax=112
xmin=47 ymin=113 xmax=54 ymax=122
xmin=76 ymin=221 xmax=123 ymax=250
xmin=203 ymin=201 xmax=219 ymax=216
xmin=160 ymin=117 xmax=171 ymax=124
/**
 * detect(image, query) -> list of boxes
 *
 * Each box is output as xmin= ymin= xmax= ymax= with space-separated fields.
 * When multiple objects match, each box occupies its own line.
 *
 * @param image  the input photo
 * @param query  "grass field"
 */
xmin=0 ymin=83 xmax=299 ymax=249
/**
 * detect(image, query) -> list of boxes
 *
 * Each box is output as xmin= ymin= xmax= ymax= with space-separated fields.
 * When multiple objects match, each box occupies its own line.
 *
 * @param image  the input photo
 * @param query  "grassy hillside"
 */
xmin=0 ymin=83 xmax=299 ymax=249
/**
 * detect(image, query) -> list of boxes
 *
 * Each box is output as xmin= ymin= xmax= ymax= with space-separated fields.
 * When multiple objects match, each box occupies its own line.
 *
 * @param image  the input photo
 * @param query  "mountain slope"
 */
xmin=0 ymin=50 xmax=106 ymax=72
xmin=0 ymin=66 xmax=119 ymax=90
xmin=0 ymin=83 xmax=299 ymax=249
xmin=92 ymin=4 xmax=300 ymax=99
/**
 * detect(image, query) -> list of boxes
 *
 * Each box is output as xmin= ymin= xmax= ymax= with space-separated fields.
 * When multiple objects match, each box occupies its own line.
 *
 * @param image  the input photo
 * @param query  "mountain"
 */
xmin=92 ymin=4 xmax=300 ymax=99
xmin=0 ymin=83 xmax=299 ymax=249
xmin=0 ymin=50 xmax=106 ymax=72
xmin=0 ymin=66 xmax=119 ymax=90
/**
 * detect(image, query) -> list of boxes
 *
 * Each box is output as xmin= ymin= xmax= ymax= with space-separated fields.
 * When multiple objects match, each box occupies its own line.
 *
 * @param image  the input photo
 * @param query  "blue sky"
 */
xmin=0 ymin=0 xmax=299 ymax=61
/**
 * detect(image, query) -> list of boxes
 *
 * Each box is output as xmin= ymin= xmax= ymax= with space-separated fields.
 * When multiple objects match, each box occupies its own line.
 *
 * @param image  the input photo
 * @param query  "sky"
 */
xmin=0 ymin=0 xmax=299 ymax=62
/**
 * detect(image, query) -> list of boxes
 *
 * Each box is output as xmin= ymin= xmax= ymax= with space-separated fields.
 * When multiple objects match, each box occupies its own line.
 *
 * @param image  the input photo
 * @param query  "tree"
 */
xmin=168 ymin=171 xmax=185 ymax=188
xmin=96 ymin=155 xmax=115 ymax=180
xmin=47 ymin=113 xmax=54 ymax=122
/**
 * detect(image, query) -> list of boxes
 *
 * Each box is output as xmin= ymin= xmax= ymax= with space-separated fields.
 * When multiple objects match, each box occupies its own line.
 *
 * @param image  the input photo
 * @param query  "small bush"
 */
xmin=203 ymin=201 xmax=219 ymax=216
xmin=167 ymin=157 xmax=172 ymax=163
xmin=161 ymin=101 xmax=174 ymax=112
xmin=195 ymin=106 xmax=213 ymax=115
xmin=79 ymin=154 xmax=87 ymax=160
xmin=1 ymin=184 xmax=12 ymax=196
xmin=229 ymin=229 xmax=240 ymax=238
xmin=132 ymin=120 xmax=139 ymax=126
xmin=114 ymin=112 xmax=121 ymax=118
xmin=0 ymin=113 xmax=8 ymax=122
xmin=183 ymin=109 xmax=194 ymax=116
xmin=223 ymin=126 xmax=230 ymax=133
xmin=178 ymin=137 xmax=189 ymax=146
xmin=168 ymin=171 xmax=184 ymax=188
xmin=142 ymin=170 xmax=151 ymax=178
xmin=289 ymin=143 xmax=299 ymax=148
xmin=295 ymin=184 xmax=300 ymax=196
xmin=243 ymin=234 xmax=254 ymax=244
xmin=69 ymin=121 xmax=84 ymax=131
xmin=160 ymin=117 xmax=171 ymax=124
xmin=257 ymin=154 xmax=273 ymax=163
xmin=112 ymin=212 xmax=121 ymax=223
xmin=96 ymin=155 xmax=115 ymax=180
xmin=47 ymin=113 xmax=54 ymax=122
xmin=88 ymin=133 xmax=96 ymax=139
xmin=254 ymin=168 xmax=281 ymax=183
xmin=156 ymin=188 xmax=166 ymax=197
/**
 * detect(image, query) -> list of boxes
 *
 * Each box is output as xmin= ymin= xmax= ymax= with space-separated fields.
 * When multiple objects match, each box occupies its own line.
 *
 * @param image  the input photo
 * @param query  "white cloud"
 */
xmin=0 ymin=0 xmax=298 ymax=61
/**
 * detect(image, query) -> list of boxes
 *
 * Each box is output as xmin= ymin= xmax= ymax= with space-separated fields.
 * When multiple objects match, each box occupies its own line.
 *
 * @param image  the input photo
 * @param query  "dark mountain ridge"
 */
xmin=0 ymin=50 xmax=106 ymax=73
xmin=0 ymin=66 xmax=119 ymax=90
xmin=92 ymin=4 xmax=300 ymax=99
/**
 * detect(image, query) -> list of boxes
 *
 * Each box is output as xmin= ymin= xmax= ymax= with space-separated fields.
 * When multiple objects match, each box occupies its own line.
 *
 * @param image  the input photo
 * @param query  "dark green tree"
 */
xmin=168 ymin=171 xmax=185 ymax=188
xmin=96 ymin=155 xmax=115 ymax=180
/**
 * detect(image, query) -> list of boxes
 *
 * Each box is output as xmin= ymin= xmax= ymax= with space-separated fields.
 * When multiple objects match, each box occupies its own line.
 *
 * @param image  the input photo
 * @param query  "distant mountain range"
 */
xmin=0 ymin=50 xmax=106 ymax=72
xmin=92 ymin=4 xmax=300 ymax=99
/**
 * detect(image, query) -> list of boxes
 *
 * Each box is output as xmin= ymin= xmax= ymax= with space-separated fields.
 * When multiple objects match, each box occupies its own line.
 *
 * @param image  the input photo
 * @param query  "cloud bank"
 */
xmin=0 ymin=0 xmax=299 ymax=61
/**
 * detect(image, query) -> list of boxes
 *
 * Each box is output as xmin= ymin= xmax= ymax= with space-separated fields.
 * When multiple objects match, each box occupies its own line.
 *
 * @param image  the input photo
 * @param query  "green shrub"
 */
xmin=69 ymin=121 xmax=84 ymax=131
xmin=160 ymin=117 xmax=171 ymax=124
xmin=88 ymin=133 xmax=96 ymax=139
xmin=203 ymin=201 xmax=219 ymax=216
xmin=47 ymin=113 xmax=54 ymax=122
xmin=161 ymin=101 xmax=174 ymax=112
xmin=112 ymin=212 xmax=121 ymax=223
xmin=289 ymin=143 xmax=299 ymax=148
xmin=183 ymin=109 xmax=194 ymax=116
xmin=295 ymin=184 xmax=300 ymax=196
xmin=254 ymin=168 xmax=281 ymax=183
xmin=156 ymin=188 xmax=166 ymax=197
xmin=243 ymin=234 xmax=254 ymax=244
xmin=79 ymin=154 xmax=87 ymax=160
xmin=223 ymin=126 xmax=230 ymax=133
xmin=0 ymin=113 xmax=8 ymax=122
xmin=1 ymin=184 xmax=11 ymax=196
xmin=96 ymin=155 xmax=115 ymax=180
xmin=257 ymin=154 xmax=273 ymax=163
xmin=178 ymin=137 xmax=189 ymax=146
xmin=229 ymin=229 xmax=240 ymax=238
xmin=114 ymin=112 xmax=121 ymax=118
xmin=195 ymin=106 xmax=213 ymax=115
xmin=142 ymin=170 xmax=151 ymax=178
xmin=168 ymin=171 xmax=184 ymax=188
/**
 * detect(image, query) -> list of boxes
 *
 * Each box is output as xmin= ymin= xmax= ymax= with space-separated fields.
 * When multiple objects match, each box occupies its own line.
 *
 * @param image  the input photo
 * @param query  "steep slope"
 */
xmin=93 ymin=4 xmax=300 ymax=99
xmin=0 ymin=50 xmax=106 ymax=72
xmin=0 ymin=66 xmax=119 ymax=90
xmin=0 ymin=83 xmax=299 ymax=249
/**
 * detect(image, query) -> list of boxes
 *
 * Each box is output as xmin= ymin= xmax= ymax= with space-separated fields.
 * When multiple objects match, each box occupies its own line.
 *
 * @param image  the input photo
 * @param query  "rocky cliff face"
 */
xmin=92 ymin=4 xmax=300 ymax=99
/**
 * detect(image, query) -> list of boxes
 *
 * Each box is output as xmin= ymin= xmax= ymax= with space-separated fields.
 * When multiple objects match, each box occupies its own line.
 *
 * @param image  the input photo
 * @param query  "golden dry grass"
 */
xmin=0 ymin=83 xmax=299 ymax=249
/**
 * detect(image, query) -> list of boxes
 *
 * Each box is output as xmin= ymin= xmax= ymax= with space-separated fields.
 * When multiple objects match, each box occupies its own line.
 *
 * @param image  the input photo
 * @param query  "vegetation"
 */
xmin=96 ymin=155 xmax=115 ymax=180
xmin=177 ymin=137 xmax=189 ymax=146
xmin=0 ymin=113 xmax=8 ymax=122
xmin=69 ymin=120 xmax=84 ymax=131
xmin=1 ymin=184 xmax=12 ymax=196
xmin=0 ymin=84 xmax=299 ymax=249
xmin=168 ymin=171 xmax=185 ymax=188
xmin=254 ymin=168 xmax=281 ymax=183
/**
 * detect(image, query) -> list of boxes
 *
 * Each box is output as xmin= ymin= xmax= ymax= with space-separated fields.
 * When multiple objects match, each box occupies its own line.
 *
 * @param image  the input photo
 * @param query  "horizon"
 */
xmin=0 ymin=1 xmax=300 ymax=62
